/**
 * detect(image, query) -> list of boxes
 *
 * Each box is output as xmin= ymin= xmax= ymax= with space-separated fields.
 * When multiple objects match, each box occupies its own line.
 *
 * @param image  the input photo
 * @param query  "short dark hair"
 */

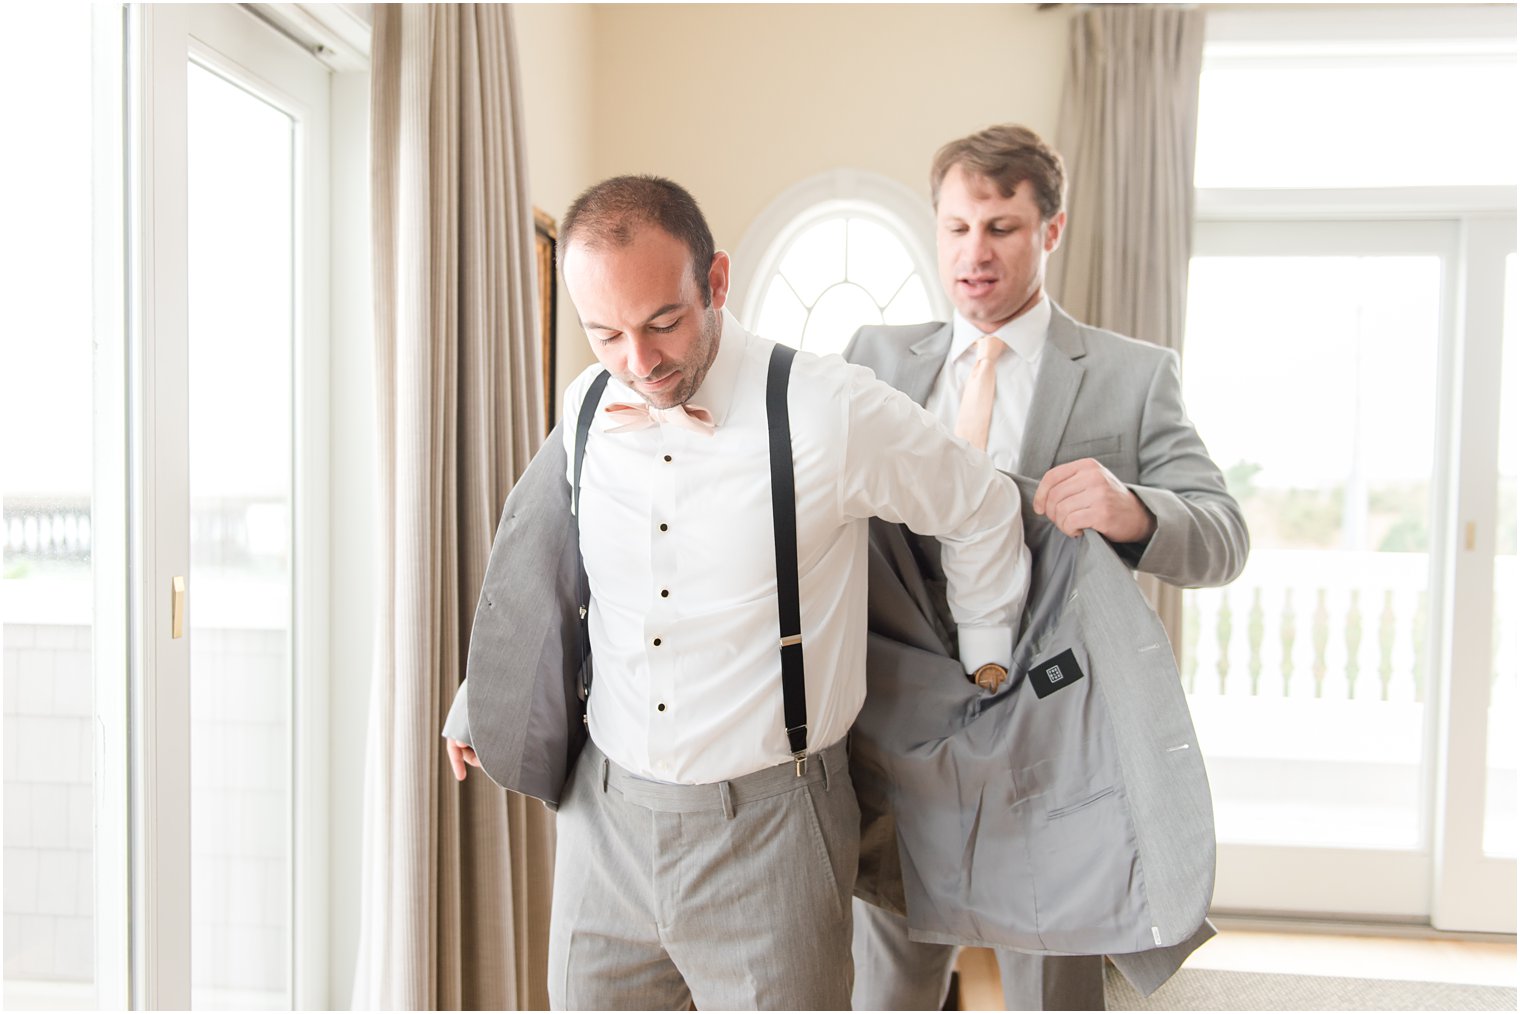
xmin=558 ymin=175 xmax=717 ymax=305
xmin=930 ymin=124 xmax=1067 ymax=221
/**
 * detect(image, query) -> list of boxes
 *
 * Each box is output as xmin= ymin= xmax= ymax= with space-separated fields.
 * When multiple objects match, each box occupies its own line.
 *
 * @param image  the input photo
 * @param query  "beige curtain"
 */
xmin=353 ymin=5 xmax=553 ymax=1009
xmin=1047 ymin=4 xmax=1207 ymax=651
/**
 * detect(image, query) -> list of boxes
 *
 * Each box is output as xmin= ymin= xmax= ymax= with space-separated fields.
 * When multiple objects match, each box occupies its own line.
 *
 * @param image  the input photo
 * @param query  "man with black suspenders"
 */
xmin=443 ymin=176 xmax=1029 ymax=1009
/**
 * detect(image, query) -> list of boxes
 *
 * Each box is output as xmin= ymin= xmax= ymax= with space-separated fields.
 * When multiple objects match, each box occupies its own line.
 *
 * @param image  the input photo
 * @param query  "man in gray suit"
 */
xmin=848 ymin=124 xmax=1249 ymax=1011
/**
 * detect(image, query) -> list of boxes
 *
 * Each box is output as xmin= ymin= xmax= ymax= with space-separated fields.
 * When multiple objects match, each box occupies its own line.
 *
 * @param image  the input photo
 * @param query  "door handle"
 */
xmin=172 ymin=575 xmax=186 ymax=639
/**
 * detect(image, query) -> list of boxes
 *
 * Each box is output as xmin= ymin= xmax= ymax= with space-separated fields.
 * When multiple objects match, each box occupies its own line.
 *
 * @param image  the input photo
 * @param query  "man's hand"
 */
xmin=1033 ymin=458 xmax=1157 ymax=544
xmin=446 ymin=738 xmax=481 ymax=782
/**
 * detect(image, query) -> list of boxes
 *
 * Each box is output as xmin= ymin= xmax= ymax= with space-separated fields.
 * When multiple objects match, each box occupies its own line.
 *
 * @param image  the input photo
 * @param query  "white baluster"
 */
xmin=1192 ymin=588 xmax=1222 ymax=697
xmin=1289 ymin=586 xmax=1318 ymax=699
xmin=1258 ymin=584 xmax=1286 ymax=698
xmin=1353 ymin=587 xmax=1383 ymax=702
xmin=1387 ymin=585 xmax=1418 ymax=703
xmin=1322 ymin=585 xmax=1352 ymax=701
xmin=1223 ymin=586 xmax=1254 ymax=698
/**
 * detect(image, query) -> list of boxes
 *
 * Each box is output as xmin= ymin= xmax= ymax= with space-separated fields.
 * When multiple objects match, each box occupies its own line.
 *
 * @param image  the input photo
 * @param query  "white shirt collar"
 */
xmin=949 ymin=294 xmax=1052 ymax=365
xmin=687 ymin=308 xmax=748 ymax=427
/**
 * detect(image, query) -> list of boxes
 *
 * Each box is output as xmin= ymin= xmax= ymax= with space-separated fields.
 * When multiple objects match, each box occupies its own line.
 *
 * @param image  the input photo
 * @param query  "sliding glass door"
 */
xmin=1182 ymin=214 xmax=1516 ymax=928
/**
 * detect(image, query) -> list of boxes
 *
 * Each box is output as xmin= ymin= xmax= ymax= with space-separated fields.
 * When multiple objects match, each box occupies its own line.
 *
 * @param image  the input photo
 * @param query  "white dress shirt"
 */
xmin=925 ymin=296 xmax=1052 ymax=474
xmin=561 ymin=310 xmax=1030 ymax=785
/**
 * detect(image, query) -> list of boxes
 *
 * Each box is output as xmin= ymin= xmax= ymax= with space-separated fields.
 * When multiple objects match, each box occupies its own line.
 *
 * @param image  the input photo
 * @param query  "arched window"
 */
xmin=734 ymin=170 xmax=948 ymax=357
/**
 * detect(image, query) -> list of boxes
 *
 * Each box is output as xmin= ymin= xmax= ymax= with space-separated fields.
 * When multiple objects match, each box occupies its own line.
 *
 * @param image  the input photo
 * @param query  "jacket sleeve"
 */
xmin=1124 ymin=350 xmax=1249 ymax=588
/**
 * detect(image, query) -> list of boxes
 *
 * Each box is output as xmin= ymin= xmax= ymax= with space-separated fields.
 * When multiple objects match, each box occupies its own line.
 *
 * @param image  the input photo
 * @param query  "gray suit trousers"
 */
xmin=852 ymin=899 xmax=1104 ymax=1011
xmin=548 ymin=739 xmax=860 ymax=1010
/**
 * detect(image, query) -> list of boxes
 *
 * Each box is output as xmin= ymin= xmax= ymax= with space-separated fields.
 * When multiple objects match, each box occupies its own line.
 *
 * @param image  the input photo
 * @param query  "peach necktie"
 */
xmin=953 ymin=335 xmax=1006 ymax=451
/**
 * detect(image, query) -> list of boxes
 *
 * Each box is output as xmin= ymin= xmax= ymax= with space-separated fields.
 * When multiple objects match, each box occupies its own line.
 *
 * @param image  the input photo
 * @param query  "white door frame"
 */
xmin=128 ymin=5 xmax=330 ymax=1006
xmin=1431 ymin=213 xmax=1516 ymax=933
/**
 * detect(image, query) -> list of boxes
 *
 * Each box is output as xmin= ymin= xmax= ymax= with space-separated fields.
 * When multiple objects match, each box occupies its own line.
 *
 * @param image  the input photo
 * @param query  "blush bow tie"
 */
xmin=604 ymin=400 xmax=717 ymax=436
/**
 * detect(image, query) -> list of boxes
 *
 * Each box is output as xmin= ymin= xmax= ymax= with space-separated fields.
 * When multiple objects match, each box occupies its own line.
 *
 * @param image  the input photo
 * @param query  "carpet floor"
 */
xmin=1105 ymin=964 xmax=1518 ymax=1011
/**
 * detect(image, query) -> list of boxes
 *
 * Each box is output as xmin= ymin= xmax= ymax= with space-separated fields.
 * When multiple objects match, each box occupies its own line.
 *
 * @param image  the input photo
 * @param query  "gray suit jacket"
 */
xmin=852 ymin=484 xmax=1215 ymax=991
xmin=844 ymin=303 xmax=1246 ymax=990
xmin=845 ymin=303 xmax=1248 ymax=588
xmin=444 ymin=446 xmax=1217 ymax=993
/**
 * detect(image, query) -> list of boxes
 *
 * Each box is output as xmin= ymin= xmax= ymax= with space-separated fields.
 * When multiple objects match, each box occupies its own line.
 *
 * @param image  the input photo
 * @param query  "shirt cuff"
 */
xmin=958 ymin=625 xmax=1014 ymax=676
xmin=441 ymin=679 xmax=472 ymax=745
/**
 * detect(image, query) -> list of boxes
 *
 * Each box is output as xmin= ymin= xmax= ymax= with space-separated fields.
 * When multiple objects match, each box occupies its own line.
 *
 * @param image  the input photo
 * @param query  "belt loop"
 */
xmin=821 ymin=754 xmax=831 ymax=792
xmin=719 ymin=781 xmax=736 ymax=820
xmin=601 ymin=758 xmax=609 ymax=793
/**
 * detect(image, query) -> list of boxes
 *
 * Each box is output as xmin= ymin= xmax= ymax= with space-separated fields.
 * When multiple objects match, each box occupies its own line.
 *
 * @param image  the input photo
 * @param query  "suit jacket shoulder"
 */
xmin=848 ymin=320 xmax=945 ymax=352
xmin=1039 ymin=302 xmax=1249 ymax=588
xmin=1069 ymin=316 xmax=1176 ymax=369
xmin=845 ymin=321 xmax=952 ymax=405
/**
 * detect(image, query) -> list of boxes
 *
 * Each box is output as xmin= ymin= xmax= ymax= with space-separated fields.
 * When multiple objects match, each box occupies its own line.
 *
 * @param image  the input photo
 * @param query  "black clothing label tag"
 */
xmin=1027 ymin=648 xmax=1086 ymax=699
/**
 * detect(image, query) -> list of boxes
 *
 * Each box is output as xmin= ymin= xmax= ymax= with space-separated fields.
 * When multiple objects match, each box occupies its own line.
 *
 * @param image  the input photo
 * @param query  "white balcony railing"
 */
xmin=1184 ymin=548 xmax=1515 ymax=709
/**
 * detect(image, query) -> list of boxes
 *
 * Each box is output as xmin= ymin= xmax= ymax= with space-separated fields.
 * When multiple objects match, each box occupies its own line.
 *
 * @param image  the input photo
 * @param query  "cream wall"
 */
xmin=580 ymin=2 xmax=1074 ymax=373
xmin=527 ymin=3 xmax=1075 ymax=392
xmin=513 ymin=4 xmax=601 ymax=417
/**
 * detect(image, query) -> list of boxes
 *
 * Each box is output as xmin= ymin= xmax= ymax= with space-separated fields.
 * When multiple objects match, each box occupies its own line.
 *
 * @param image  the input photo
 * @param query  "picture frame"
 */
xmin=534 ymin=206 xmax=558 ymax=432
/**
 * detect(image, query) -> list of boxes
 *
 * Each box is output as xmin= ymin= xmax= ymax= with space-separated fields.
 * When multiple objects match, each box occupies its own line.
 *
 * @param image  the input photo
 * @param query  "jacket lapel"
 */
xmin=899 ymin=323 xmax=953 ymax=406
xmin=1018 ymin=302 xmax=1087 ymax=475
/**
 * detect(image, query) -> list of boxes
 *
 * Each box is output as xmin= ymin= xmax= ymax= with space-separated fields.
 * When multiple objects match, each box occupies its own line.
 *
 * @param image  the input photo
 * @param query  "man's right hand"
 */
xmin=446 ymin=738 xmax=481 ymax=782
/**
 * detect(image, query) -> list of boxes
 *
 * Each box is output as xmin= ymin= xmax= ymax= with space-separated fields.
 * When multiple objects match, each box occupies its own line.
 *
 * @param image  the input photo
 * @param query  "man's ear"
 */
xmin=708 ymin=250 xmax=732 ymax=311
xmin=1045 ymin=211 xmax=1067 ymax=254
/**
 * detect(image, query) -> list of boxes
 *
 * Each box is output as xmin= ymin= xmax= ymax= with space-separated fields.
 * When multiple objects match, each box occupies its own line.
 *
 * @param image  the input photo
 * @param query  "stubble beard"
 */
xmin=640 ymin=306 xmax=722 ymax=410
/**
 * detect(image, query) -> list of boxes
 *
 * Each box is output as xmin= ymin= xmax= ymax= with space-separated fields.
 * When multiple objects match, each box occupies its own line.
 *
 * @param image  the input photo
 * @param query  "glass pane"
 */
xmin=1196 ymin=53 xmax=1518 ymax=188
xmin=846 ymin=217 xmax=913 ymax=306
xmin=778 ymin=218 xmax=845 ymax=306
xmin=1486 ymin=252 xmax=1518 ymax=858
xmin=756 ymin=277 xmax=808 ymax=350
xmin=883 ymin=275 xmax=933 ymax=326
xmin=801 ymin=283 xmax=882 ymax=357
xmin=186 ymin=62 xmax=292 ymax=1009
xmin=1182 ymin=252 xmax=1441 ymax=850
xmin=2 ymin=5 xmax=100 ymax=1008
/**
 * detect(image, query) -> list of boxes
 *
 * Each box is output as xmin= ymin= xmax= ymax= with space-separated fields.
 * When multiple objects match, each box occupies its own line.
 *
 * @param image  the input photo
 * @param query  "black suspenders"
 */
xmin=573 ymin=370 xmax=612 ymax=710
xmin=572 ymin=344 xmax=810 ymax=772
xmin=764 ymin=346 xmax=808 ymax=773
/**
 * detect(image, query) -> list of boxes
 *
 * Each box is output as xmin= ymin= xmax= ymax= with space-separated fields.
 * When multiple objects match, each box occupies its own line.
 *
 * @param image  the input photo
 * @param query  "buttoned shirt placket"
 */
xmin=646 ymin=425 xmax=679 ymax=779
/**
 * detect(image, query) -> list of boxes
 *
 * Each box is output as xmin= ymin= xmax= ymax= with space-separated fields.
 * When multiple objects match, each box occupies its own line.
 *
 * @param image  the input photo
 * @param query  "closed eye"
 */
xmin=649 ymin=320 xmax=681 ymax=334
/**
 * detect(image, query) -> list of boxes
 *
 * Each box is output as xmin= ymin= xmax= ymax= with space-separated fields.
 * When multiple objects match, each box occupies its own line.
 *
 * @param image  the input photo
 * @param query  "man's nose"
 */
xmin=966 ymin=228 xmax=994 ymax=263
xmin=625 ymin=334 xmax=661 ymax=379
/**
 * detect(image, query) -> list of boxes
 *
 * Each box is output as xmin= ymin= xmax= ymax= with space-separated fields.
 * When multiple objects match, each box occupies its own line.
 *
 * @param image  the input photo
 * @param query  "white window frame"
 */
xmin=1204 ymin=4 xmax=1514 ymax=54
xmin=732 ymin=168 xmax=950 ymax=333
xmin=1191 ymin=4 xmax=1517 ymax=929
